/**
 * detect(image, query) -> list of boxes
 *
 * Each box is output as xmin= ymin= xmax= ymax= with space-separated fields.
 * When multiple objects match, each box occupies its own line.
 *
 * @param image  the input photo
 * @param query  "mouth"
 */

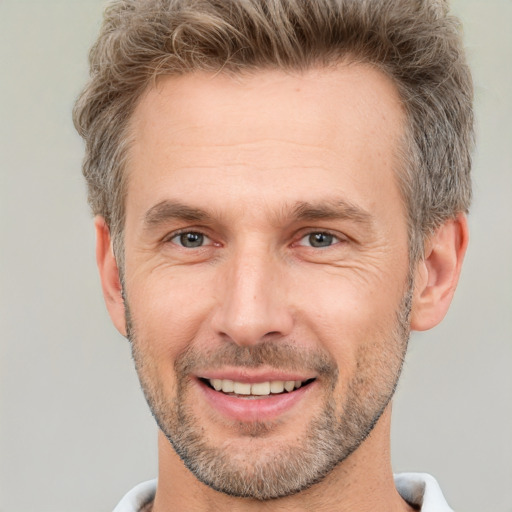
xmin=195 ymin=371 xmax=318 ymax=422
xmin=200 ymin=377 xmax=316 ymax=398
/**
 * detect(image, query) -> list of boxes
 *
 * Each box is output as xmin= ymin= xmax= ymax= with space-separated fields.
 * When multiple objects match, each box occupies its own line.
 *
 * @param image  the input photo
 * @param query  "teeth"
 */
xmin=284 ymin=381 xmax=295 ymax=392
xmin=251 ymin=382 xmax=271 ymax=395
xmin=270 ymin=381 xmax=284 ymax=393
xmin=222 ymin=379 xmax=234 ymax=392
xmin=233 ymin=382 xmax=251 ymax=395
xmin=211 ymin=379 xmax=222 ymax=391
xmin=208 ymin=378 xmax=306 ymax=396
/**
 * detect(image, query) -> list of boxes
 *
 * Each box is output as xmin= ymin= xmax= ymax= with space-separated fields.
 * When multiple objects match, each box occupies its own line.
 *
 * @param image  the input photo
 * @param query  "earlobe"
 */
xmin=410 ymin=214 xmax=469 ymax=332
xmin=94 ymin=216 xmax=127 ymax=336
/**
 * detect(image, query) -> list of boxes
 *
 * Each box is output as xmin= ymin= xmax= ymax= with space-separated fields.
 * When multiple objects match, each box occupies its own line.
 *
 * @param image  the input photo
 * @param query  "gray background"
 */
xmin=1 ymin=1 xmax=511 ymax=511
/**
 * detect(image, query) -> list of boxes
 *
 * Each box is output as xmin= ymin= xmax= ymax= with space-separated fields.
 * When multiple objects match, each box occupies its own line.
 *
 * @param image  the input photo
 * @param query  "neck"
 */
xmin=151 ymin=405 xmax=415 ymax=512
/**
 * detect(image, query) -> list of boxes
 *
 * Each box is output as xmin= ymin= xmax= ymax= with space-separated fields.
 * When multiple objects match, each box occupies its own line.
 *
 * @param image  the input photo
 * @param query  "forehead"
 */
xmin=125 ymin=65 xmax=406 ymax=224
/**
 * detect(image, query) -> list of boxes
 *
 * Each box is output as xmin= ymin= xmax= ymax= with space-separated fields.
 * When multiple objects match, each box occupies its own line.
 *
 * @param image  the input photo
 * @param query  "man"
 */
xmin=73 ymin=0 xmax=473 ymax=510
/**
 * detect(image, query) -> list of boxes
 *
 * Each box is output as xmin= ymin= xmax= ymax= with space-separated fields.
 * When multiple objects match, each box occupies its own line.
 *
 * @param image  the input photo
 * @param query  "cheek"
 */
xmin=126 ymin=267 xmax=217 ymax=363
xmin=291 ymin=267 xmax=407 ymax=367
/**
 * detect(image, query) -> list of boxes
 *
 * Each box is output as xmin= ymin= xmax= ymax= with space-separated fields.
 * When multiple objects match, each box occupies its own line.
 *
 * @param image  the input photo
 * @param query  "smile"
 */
xmin=205 ymin=378 xmax=314 ymax=396
xmin=195 ymin=373 xmax=318 ymax=422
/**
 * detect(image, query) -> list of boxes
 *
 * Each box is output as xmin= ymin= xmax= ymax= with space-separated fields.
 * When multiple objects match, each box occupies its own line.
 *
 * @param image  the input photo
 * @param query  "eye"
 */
xmin=299 ymin=232 xmax=340 ymax=248
xmin=171 ymin=231 xmax=211 ymax=248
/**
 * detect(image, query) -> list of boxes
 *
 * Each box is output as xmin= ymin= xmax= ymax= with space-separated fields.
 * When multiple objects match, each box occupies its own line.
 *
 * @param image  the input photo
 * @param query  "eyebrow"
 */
xmin=289 ymin=200 xmax=373 ymax=226
xmin=143 ymin=200 xmax=212 ymax=227
xmin=142 ymin=198 xmax=374 ymax=230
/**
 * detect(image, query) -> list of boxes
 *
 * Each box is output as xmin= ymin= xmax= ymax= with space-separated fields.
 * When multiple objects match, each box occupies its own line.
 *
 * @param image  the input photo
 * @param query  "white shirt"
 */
xmin=113 ymin=473 xmax=453 ymax=511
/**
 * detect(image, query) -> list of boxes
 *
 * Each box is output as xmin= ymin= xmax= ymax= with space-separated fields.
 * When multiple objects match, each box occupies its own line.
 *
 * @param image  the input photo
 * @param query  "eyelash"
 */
xmin=296 ymin=231 xmax=345 ymax=249
xmin=164 ymin=229 xmax=345 ymax=250
xmin=166 ymin=230 xmax=214 ymax=248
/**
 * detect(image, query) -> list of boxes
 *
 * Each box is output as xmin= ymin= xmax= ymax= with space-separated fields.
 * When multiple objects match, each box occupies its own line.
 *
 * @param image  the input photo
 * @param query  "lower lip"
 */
xmin=196 ymin=379 xmax=315 ymax=422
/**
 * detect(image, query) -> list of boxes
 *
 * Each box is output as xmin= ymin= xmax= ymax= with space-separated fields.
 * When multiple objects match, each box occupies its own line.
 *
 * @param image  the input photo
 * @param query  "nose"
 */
xmin=211 ymin=243 xmax=294 ymax=346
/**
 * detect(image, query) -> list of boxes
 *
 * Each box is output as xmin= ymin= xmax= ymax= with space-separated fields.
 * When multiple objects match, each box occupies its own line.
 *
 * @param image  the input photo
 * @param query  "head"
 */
xmin=75 ymin=0 xmax=473 ymax=503
xmin=73 ymin=0 xmax=473 ymax=267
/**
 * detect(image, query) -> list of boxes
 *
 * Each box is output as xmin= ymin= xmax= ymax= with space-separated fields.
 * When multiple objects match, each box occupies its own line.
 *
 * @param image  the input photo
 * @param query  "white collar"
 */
xmin=394 ymin=473 xmax=454 ymax=511
xmin=113 ymin=473 xmax=453 ymax=511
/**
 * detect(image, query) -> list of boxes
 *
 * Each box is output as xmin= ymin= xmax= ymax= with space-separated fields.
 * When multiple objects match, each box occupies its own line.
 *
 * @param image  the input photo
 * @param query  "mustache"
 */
xmin=175 ymin=341 xmax=338 ymax=380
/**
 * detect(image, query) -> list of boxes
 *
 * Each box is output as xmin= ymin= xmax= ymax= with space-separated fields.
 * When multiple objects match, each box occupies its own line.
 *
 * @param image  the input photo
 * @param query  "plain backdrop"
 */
xmin=1 ymin=1 xmax=511 ymax=511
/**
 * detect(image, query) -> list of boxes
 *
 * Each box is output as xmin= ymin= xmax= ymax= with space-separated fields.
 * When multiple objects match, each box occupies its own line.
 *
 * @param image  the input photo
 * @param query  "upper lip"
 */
xmin=197 ymin=368 xmax=316 ymax=383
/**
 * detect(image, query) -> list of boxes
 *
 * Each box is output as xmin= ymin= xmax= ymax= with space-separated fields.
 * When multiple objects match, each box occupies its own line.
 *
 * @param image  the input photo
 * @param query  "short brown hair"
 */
xmin=73 ymin=0 xmax=474 ymax=263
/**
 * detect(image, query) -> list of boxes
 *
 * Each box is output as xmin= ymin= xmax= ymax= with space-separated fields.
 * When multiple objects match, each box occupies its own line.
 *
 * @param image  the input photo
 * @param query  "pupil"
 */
xmin=180 ymin=232 xmax=203 ymax=248
xmin=310 ymin=233 xmax=333 ymax=247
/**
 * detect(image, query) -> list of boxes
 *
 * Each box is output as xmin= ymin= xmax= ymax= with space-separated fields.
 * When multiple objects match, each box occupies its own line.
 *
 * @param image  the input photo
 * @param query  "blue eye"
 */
xmin=172 ymin=232 xmax=209 ymax=248
xmin=300 ymin=232 xmax=338 ymax=248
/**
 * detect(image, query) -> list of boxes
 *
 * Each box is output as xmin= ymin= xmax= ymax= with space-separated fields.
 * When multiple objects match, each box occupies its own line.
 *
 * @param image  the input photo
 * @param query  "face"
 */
xmin=120 ymin=65 xmax=411 ymax=499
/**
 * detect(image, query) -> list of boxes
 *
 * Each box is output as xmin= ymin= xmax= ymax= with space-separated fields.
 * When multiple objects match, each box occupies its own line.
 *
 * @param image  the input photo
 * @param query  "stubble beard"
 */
xmin=125 ymin=282 xmax=413 ymax=501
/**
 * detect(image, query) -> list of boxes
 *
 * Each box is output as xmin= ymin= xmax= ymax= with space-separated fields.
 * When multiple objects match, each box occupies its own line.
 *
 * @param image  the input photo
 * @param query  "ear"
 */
xmin=410 ymin=213 xmax=469 ymax=331
xmin=94 ymin=216 xmax=127 ymax=336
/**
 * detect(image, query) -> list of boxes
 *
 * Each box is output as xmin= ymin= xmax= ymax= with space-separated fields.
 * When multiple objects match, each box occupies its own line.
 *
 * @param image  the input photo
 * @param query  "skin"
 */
xmin=96 ymin=64 xmax=468 ymax=511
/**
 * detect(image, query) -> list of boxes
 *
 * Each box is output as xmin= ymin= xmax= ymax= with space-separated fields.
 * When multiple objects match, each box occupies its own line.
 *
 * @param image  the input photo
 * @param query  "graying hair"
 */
xmin=73 ymin=0 xmax=473 ymax=264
